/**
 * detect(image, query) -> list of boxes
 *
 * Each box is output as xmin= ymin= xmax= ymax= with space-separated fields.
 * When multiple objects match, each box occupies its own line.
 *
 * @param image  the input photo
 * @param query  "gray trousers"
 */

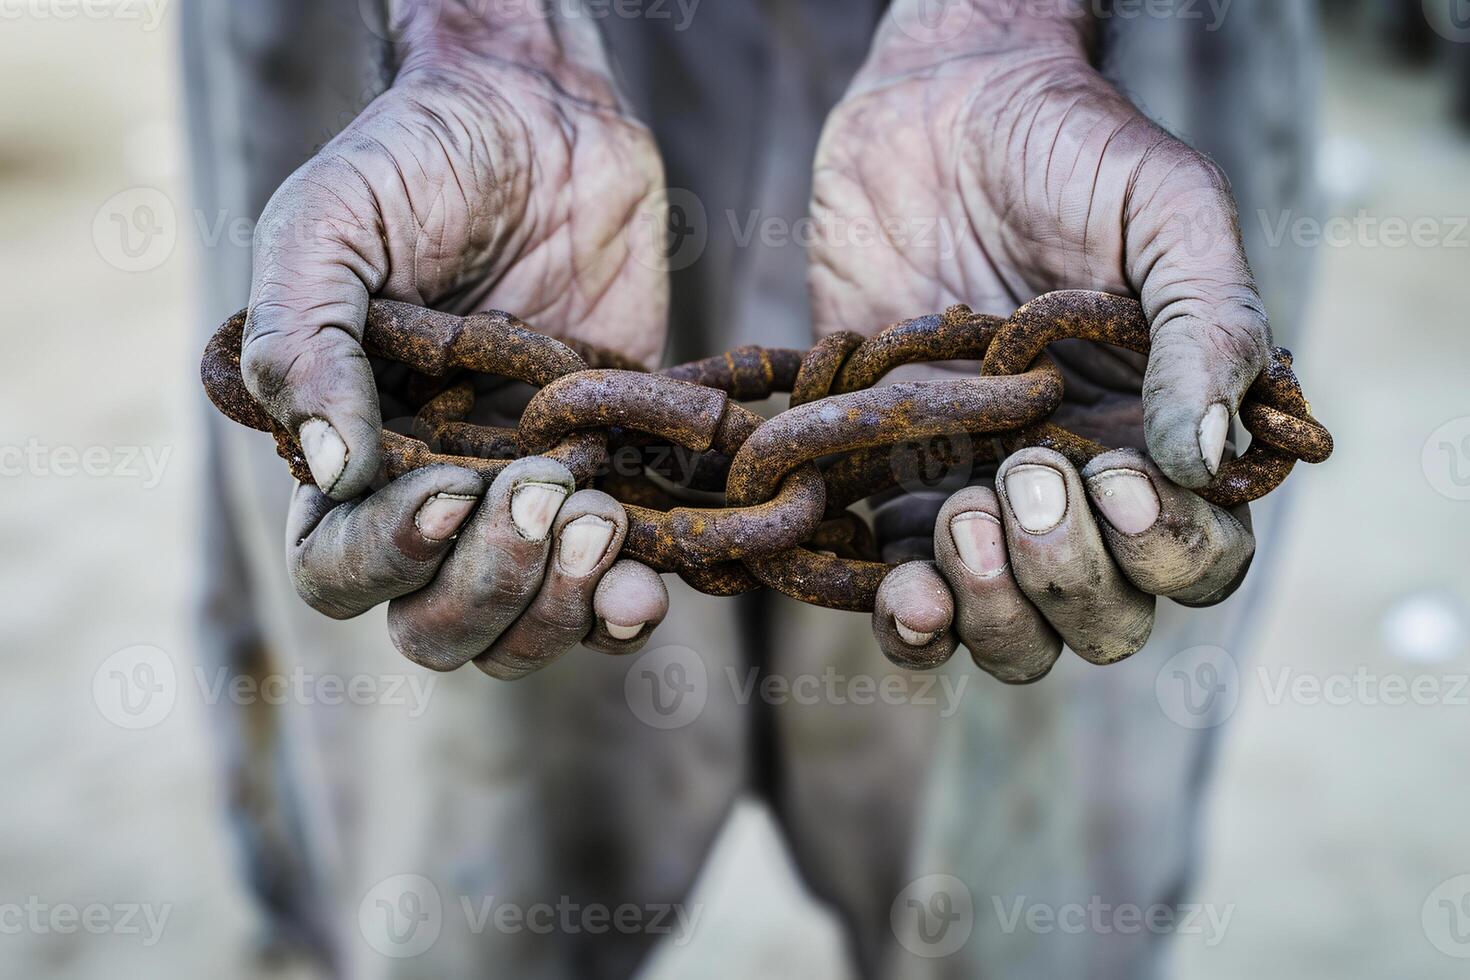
xmin=182 ymin=2 xmax=1319 ymax=977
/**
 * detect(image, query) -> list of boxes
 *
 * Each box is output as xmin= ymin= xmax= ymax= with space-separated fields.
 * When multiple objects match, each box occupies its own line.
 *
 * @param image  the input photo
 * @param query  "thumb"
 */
xmin=1126 ymin=147 xmax=1271 ymax=490
xmin=241 ymin=155 xmax=391 ymax=500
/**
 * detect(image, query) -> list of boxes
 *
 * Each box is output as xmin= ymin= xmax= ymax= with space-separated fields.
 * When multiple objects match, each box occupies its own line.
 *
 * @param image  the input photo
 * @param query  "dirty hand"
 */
xmin=810 ymin=2 xmax=1260 ymax=680
xmin=243 ymin=6 xmax=669 ymax=676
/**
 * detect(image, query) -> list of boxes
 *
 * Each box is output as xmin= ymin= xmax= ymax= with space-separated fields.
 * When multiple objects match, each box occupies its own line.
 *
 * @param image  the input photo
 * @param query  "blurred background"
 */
xmin=2 ymin=1 xmax=1468 ymax=977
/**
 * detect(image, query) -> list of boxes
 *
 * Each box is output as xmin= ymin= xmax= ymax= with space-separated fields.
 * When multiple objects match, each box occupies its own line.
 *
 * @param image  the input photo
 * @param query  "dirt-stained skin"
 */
xmin=216 ymin=0 xmax=1332 ymax=679
xmin=205 ymin=290 xmax=1329 ymax=620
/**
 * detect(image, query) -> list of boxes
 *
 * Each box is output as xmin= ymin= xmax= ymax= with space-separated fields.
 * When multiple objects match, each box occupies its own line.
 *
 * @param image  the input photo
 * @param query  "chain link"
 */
xmin=201 ymin=292 xmax=1333 ymax=612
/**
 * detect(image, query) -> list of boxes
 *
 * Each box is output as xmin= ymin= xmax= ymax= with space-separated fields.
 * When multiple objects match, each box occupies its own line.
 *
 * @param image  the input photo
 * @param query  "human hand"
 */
xmin=811 ymin=2 xmax=1261 ymax=680
xmin=241 ymin=5 xmax=670 ymax=675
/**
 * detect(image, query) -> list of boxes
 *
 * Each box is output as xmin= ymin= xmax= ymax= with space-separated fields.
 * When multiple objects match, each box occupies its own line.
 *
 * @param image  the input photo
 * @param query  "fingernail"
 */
xmin=1087 ymin=469 xmax=1160 ymax=535
xmin=894 ymin=618 xmax=938 ymax=647
xmin=604 ymin=620 xmax=645 ymax=640
xmin=415 ymin=493 xmax=477 ymax=541
xmin=558 ymin=514 xmax=615 ymax=576
xmin=510 ymin=482 xmax=567 ymax=541
xmin=299 ymin=418 xmax=347 ymax=493
xmin=1004 ymin=464 xmax=1067 ymax=534
xmin=1199 ymin=403 xmax=1229 ymax=476
xmin=950 ymin=512 xmax=1007 ymax=577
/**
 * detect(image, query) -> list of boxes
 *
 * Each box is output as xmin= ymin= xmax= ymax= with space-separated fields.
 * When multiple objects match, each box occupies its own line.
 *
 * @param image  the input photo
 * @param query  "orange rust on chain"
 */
xmin=201 ymin=302 xmax=604 ymax=485
xmin=981 ymin=291 xmax=1335 ymax=509
xmin=201 ymin=291 xmax=1334 ymax=612
xmin=516 ymin=371 xmax=828 ymax=570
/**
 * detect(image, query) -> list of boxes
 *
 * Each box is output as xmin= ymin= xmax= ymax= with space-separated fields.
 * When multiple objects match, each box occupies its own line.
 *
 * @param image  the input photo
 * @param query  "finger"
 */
xmin=386 ymin=457 xmax=573 ymax=671
xmin=242 ymin=156 xmax=393 ymax=500
xmin=996 ymin=448 xmax=1155 ymax=666
xmin=1082 ymin=448 xmax=1254 ymax=607
xmin=871 ymin=562 xmax=958 ymax=671
xmin=934 ymin=487 xmax=1061 ymax=685
xmin=474 ymin=491 xmax=628 ymax=680
xmin=584 ymin=560 xmax=669 ymax=655
xmin=287 ymin=464 xmax=483 ymax=620
xmin=1125 ymin=144 xmax=1271 ymax=489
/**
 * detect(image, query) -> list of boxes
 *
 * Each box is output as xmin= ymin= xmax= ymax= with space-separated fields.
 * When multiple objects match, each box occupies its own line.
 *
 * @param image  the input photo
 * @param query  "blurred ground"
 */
xmin=0 ymin=8 xmax=1467 ymax=980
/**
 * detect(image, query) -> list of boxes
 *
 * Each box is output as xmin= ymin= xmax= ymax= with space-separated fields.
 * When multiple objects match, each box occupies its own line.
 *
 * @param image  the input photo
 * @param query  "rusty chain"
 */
xmin=201 ymin=291 xmax=1333 ymax=612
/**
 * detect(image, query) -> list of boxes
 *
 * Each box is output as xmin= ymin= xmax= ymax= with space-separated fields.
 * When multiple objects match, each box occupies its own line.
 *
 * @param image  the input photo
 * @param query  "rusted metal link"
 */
xmin=725 ymin=346 xmax=1064 ymax=611
xmin=516 ymin=370 xmax=828 ymax=570
xmin=201 ymin=290 xmax=1333 ymax=613
xmin=660 ymin=345 xmax=805 ymax=401
xmin=202 ymin=302 xmax=603 ymax=485
xmin=981 ymin=291 xmax=1335 ymax=508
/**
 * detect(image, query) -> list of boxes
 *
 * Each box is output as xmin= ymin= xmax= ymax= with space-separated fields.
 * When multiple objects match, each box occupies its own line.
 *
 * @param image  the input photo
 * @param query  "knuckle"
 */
xmin=1013 ymin=552 xmax=1109 ymax=608
xmin=386 ymin=609 xmax=469 ymax=673
xmin=972 ymin=637 xmax=1058 ymax=685
xmin=1069 ymin=612 xmax=1154 ymax=666
xmin=1174 ymin=510 xmax=1252 ymax=578
xmin=525 ymin=592 xmax=594 ymax=635
xmin=287 ymin=534 xmax=353 ymax=619
xmin=482 ymin=572 xmax=541 ymax=612
xmin=237 ymin=326 xmax=292 ymax=399
xmin=289 ymin=567 xmax=359 ymax=621
xmin=1180 ymin=150 xmax=1232 ymax=197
